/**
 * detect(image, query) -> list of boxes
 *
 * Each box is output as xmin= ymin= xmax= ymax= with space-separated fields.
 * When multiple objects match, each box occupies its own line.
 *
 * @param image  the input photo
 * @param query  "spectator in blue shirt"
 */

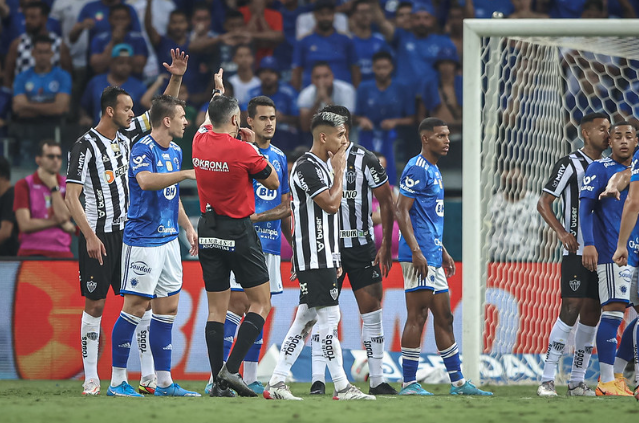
xmin=350 ymin=0 xmax=392 ymax=82
xmin=419 ymin=46 xmax=462 ymax=137
xmin=89 ymin=4 xmax=147 ymax=76
xmin=355 ymin=51 xmax=414 ymax=185
xmin=272 ymin=0 xmax=312 ymax=83
xmin=0 ymin=0 xmax=61 ymax=58
xmin=79 ymin=43 xmax=146 ymax=126
xmin=70 ymin=0 xmax=141 ymax=49
xmin=241 ymin=56 xmax=300 ymax=152
xmin=12 ymin=34 xmax=71 ymax=120
xmin=291 ymin=0 xmax=360 ymax=91
xmin=372 ymin=1 xmax=456 ymax=89
xmin=394 ymin=1 xmax=413 ymax=31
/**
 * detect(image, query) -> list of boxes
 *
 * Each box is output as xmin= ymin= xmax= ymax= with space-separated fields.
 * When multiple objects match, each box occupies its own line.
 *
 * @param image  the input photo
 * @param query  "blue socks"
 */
xmin=112 ymin=311 xmax=141 ymax=368
xmin=597 ymin=310 xmax=624 ymax=383
xmin=223 ymin=311 xmax=241 ymax=361
xmin=150 ymin=314 xmax=175 ymax=372
xmin=401 ymin=347 xmax=420 ymax=385
xmin=440 ymin=343 xmax=464 ymax=383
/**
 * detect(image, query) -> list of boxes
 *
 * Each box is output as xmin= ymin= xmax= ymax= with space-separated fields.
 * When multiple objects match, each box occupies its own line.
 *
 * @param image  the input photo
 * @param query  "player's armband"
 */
xmin=250 ymin=163 xmax=273 ymax=181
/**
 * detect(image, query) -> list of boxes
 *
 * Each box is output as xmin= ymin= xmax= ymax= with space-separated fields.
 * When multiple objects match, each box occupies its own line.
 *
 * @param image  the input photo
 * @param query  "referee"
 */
xmin=65 ymin=49 xmax=188 ymax=396
xmin=193 ymin=70 xmax=279 ymax=398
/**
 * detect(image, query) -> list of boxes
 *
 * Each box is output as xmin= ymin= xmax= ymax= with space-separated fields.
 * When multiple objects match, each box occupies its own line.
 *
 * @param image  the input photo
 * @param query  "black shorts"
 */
xmin=338 ymin=243 xmax=382 ymax=292
xmin=561 ymin=254 xmax=599 ymax=300
xmin=298 ymin=268 xmax=339 ymax=308
xmin=79 ymin=230 xmax=123 ymax=300
xmin=198 ymin=214 xmax=269 ymax=292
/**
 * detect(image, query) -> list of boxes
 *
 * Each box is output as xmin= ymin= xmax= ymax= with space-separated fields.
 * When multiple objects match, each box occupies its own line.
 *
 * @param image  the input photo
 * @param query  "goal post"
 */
xmin=462 ymin=19 xmax=639 ymax=384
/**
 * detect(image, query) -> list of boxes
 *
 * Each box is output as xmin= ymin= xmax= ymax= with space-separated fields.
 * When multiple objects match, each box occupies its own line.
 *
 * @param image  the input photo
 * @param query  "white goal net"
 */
xmin=462 ymin=19 xmax=639 ymax=385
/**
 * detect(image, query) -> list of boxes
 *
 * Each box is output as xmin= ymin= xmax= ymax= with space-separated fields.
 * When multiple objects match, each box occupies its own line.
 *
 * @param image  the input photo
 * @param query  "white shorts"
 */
xmin=597 ymin=262 xmax=633 ymax=305
xmin=401 ymin=262 xmax=448 ymax=293
xmin=120 ymin=239 xmax=182 ymax=298
xmin=230 ymin=253 xmax=283 ymax=294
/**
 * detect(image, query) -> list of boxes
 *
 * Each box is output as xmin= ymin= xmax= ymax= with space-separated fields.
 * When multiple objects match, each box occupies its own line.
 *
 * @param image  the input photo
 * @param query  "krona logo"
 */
xmin=193 ymin=158 xmax=229 ymax=172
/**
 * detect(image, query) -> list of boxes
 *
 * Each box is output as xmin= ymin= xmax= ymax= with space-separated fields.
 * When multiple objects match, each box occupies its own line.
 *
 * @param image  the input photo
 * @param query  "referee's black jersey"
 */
xmin=542 ymin=149 xmax=593 ymax=256
xmin=290 ymin=152 xmax=340 ymax=271
xmin=66 ymin=113 xmax=151 ymax=233
xmin=339 ymin=143 xmax=388 ymax=249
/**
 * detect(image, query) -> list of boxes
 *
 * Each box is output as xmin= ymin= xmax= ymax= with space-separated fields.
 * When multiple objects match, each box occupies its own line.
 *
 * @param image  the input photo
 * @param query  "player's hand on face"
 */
xmin=613 ymin=247 xmax=628 ymax=266
xmin=163 ymin=48 xmax=189 ymax=76
xmin=86 ymin=233 xmax=107 ymax=265
xmin=374 ymin=245 xmax=392 ymax=278
xmin=581 ymin=245 xmax=598 ymax=272
xmin=558 ymin=230 xmax=579 ymax=253
xmin=329 ymin=142 xmax=348 ymax=171
xmin=239 ymin=127 xmax=255 ymax=143
xmin=186 ymin=227 xmax=198 ymax=256
xmin=411 ymin=250 xmax=428 ymax=280
xmin=442 ymin=250 xmax=456 ymax=277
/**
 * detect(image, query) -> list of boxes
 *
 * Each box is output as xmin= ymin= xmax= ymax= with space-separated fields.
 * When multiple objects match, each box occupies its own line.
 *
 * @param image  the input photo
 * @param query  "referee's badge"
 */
xmin=569 ymin=278 xmax=580 ymax=292
xmin=330 ymin=287 xmax=338 ymax=300
xmin=346 ymin=171 xmax=356 ymax=184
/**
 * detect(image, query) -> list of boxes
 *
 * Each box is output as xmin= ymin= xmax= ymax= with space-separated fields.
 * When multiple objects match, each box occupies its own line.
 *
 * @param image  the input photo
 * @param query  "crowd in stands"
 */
xmin=0 ymin=0 xmax=636 ymax=257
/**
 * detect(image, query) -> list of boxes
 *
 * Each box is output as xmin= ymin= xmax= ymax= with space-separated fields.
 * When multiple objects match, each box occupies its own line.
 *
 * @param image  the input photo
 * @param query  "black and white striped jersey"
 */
xmin=542 ymin=149 xmax=593 ymax=256
xmin=339 ymin=143 xmax=388 ymax=249
xmin=66 ymin=113 xmax=151 ymax=233
xmin=290 ymin=152 xmax=340 ymax=271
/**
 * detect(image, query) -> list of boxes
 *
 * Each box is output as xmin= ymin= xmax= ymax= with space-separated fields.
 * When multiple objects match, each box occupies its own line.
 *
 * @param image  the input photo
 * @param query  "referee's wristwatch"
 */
xmin=50 ymin=185 xmax=60 ymax=193
xmin=212 ymin=88 xmax=223 ymax=96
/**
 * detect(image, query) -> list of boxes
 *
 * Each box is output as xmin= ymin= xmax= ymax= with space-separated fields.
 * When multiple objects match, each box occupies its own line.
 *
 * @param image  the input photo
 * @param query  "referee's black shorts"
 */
xmin=198 ymin=214 xmax=269 ymax=292
xmin=79 ymin=230 xmax=123 ymax=300
xmin=561 ymin=253 xmax=599 ymax=300
xmin=338 ymin=243 xmax=383 ymax=292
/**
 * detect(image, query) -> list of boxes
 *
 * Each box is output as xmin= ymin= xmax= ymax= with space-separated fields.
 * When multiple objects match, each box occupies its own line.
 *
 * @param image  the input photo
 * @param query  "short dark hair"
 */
xmin=396 ymin=1 xmax=413 ymax=11
xmin=24 ymin=1 xmax=50 ymax=16
xmin=580 ymin=112 xmax=608 ymax=126
xmin=419 ymin=117 xmax=447 ymax=133
xmin=320 ymin=105 xmax=352 ymax=130
xmin=109 ymin=4 xmax=130 ymax=18
xmin=312 ymin=61 xmax=332 ymax=73
xmin=37 ymin=140 xmax=61 ymax=157
xmin=352 ymin=0 xmax=371 ymax=12
xmin=0 ymin=156 xmax=10 ymax=180
xmin=372 ymin=51 xmax=393 ymax=65
xmin=32 ymin=34 xmax=53 ymax=48
xmin=169 ymin=10 xmax=188 ymax=20
xmin=311 ymin=111 xmax=347 ymax=131
xmin=100 ymin=86 xmax=130 ymax=115
xmin=247 ymin=96 xmax=276 ymax=118
xmin=207 ymin=95 xmax=239 ymax=127
xmin=611 ymin=120 xmax=636 ymax=131
xmin=234 ymin=44 xmax=253 ymax=57
xmin=150 ymin=95 xmax=186 ymax=128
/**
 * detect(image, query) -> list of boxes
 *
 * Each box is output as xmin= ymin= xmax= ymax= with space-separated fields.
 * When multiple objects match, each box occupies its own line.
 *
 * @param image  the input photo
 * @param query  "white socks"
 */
xmin=311 ymin=325 xmax=325 ymax=384
xmin=81 ymin=311 xmax=101 ymax=382
xmin=570 ymin=322 xmax=596 ymax=384
xmin=541 ymin=318 xmax=572 ymax=382
xmin=361 ymin=309 xmax=384 ymax=387
xmin=136 ymin=310 xmax=155 ymax=381
xmin=317 ymin=306 xmax=348 ymax=391
xmin=244 ymin=362 xmax=258 ymax=384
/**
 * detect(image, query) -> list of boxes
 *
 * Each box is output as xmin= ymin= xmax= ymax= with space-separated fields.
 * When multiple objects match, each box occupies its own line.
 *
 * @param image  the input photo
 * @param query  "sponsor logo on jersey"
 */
xmin=256 ymin=183 xmax=277 ymax=201
xmin=316 ymin=216 xmax=324 ymax=252
xmin=370 ymin=166 xmax=381 ymax=184
xmin=339 ymin=229 xmax=368 ymax=238
xmin=162 ymin=154 xmax=170 ymax=160
xmin=77 ymin=152 xmax=86 ymax=175
xmin=342 ymin=190 xmax=357 ymax=199
xmin=401 ymin=176 xmax=419 ymax=193
xmin=164 ymin=184 xmax=177 ymax=200
xmin=296 ymin=171 xmax=308 ymax=191
xmin=130 ymin=261 xmax=152 ymax=275
xmin=157 ymin=160 xmax=163 ymax=167
xmin=193 ymin=158 xmax=229 ymax=172
xmin=104 ymin=164 xmax=128 ymax=184
xmin=618 ymin=268 xmax=632 ymax=283
xmin=133 ymin=154 xmax=146 ymax=165
xmin=255 ymin=226 xmax=279 ymax=239
xmin=552 ymin=164 xmax=566 ymax=188
xmin=436 ymin=199 xmax=444 ymax=217
xmin=157 ymin=225 xmax=177 ymax=234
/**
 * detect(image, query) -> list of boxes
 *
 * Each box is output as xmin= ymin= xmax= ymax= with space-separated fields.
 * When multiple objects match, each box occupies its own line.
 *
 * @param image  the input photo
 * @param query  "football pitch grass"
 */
xmin=2 ymin=381 xmax=639 ymax=423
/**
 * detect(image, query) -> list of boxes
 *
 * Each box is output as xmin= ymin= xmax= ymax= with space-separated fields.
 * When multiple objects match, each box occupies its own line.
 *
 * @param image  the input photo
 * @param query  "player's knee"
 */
xmin=559 ymin=299 xmax=582 ymax=324
xmin=84 ymin=299 xmax=105 ymax=317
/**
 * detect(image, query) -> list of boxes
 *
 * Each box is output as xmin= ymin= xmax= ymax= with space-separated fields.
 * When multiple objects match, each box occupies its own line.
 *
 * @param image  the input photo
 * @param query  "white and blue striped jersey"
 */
xmin=124 ymin=135 xmax=182 ymax=247
xmin=253 ymin=144 xmax=289 ymax=255
xmin=397 ymin=154 xmax=444 ymax=267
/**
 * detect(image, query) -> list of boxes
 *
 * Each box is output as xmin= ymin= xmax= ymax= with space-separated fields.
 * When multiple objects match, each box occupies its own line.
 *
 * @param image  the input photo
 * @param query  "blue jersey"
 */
xmin=352 ymin=33 xmax=391 ymax=82
xmin=292 ymin=31 xmax=357 ymax=88
xmin=392 ymin=28 xmax=456 ymax=89
xmin=78 ymin=0 xmax=142 ymax=45
xmin=124 ymin=135 xmax=182 ymax=247
xmin=397 ymin=155 xmax=444 ymax=266
xmin=579 ymin=157 xmax=630 ymax=263
xmin=13 ymin=67 xmax=71 ymax=102
xmin=253 ymin=144 xmax=289 ymax=255
xmin=628 ymin=150 xmax=639 ymax=266
xmin=90 ymin=31 xmax=148 ymax=58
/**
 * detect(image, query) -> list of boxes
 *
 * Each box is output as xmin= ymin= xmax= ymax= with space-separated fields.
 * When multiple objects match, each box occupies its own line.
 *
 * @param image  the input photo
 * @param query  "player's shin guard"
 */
xmin=271 ymin=303 xmax=317 ymax=385
xmin=440 ymin=343 xmax=464 ymax=386
xmin=401 ymin=347 xmax=420 ymax=386
xmin=541 ymin=318 xmax=572 ymax=382
xmin=311 ymin=325 xmax=326 ymax=384
xmin=361 ymin=309 xmax=385 ymax=387
xmin=613 ymin=318 xmax=637 ymax=375
xmin=597 ymin=311 xmax=624 ymax=383
xmin=111 ymin=311 xmax=141 ymax=386
xmin=317 ymin=306 xmax=348 ymax=391
xmin=223 ymin=311 xmax=241 ymax=362
xmin=226 ymin=312 xmax=264 ymax=374
xmin=150 ymin=314 xmax=175 ymax=388
xmin=243 ymin=329 xmax=263 ymax=384
xmin=571 ymin=322 xmax=597 ymax=384
xmin=136 ymin=310 xmax=155 ymax=380
xmin=81 ymin=311 xmax=101 ymax=381
xmin=205 ymin=321 xmax=225 ymax=382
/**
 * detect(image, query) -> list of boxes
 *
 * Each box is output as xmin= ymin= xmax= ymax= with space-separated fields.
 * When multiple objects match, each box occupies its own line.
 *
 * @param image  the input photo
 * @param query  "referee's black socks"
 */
xmin=205 ymin=321 xmax=225 ymax=381
xmin=226 ymin=312 xmax=265 ymax=374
